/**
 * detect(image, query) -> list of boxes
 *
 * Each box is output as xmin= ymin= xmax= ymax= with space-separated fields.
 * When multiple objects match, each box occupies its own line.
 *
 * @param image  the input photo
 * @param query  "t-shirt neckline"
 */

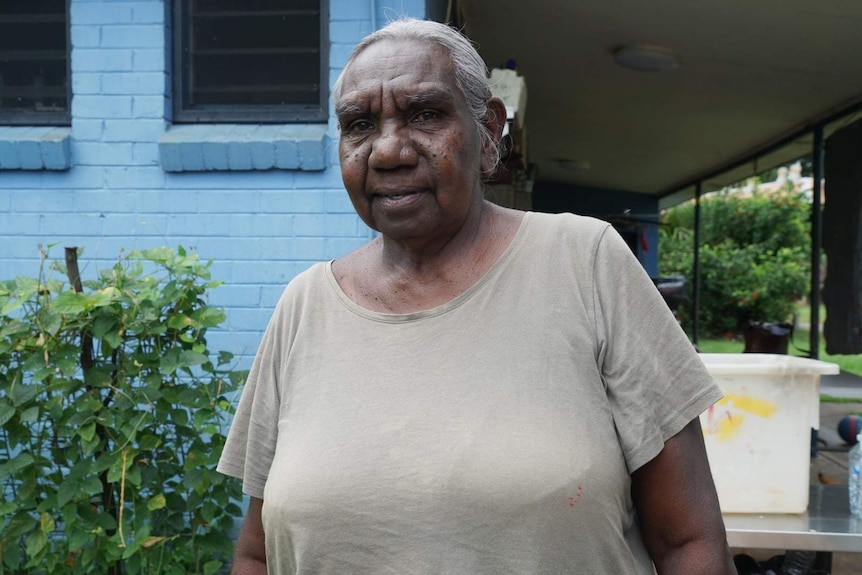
xmin=324 ymin=211 xmax=533 ymax=323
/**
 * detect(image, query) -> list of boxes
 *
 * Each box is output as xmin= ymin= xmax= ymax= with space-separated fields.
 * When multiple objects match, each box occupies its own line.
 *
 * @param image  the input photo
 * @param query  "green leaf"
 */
xmin=0 ymin=403 xmax=15 ymax=426
xmin=180 ymin=350 xmax=208 ymax=367
xmin=25 ymin=530 xmax=48 ymax=560
xmin=38 ymin=308 xmax=62 ymax=335
xmin=10 ymin=383 xmax=38 ymax=406
xmin=78 ymin=422 xmax=96 ymax=442
xmin=51 ymin=291 xmax=87 ymax=315
xmin=19 ymin=406 xmax=39 ymax=422
xmin=204 ymin=560 xmax=223 ymax=575
xmin=95 ymin=512 xmax=117 ymax=531
xmin=0 ymin=452 xmax=34 ymax=479
xmin=147 ymin=494 xmax=166 ymax=511
xmin=40 ymin=512 xmax=56 ymax=534
xmin=0 ymin=501 xmax=16 ymax=515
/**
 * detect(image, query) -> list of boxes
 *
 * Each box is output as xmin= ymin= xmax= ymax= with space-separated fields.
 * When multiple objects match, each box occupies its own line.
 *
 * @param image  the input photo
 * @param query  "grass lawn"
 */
xmin=697 ymin=326 xmax=862 ymax=377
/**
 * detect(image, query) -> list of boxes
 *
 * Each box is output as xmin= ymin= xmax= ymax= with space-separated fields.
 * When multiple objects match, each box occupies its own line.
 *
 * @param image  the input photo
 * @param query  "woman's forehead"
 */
xmin=338 ymin=39 xmax=456 ymax=97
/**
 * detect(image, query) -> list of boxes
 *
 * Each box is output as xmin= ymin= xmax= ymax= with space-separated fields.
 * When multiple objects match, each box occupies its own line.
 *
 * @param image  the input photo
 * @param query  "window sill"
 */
xmin=0 ymin=126 xmax=72 ymax=170
xmin=158 ymin=124 xmax=329 ymax=172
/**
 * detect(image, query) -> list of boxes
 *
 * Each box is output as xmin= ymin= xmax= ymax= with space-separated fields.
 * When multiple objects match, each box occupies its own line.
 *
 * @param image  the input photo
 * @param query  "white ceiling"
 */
xmin=456 ymin=0 xmax=862 ymax=204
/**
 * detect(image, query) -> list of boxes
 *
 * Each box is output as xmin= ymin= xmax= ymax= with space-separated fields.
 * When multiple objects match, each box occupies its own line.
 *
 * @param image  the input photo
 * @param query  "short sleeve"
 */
xmin=216 ymin=297 xmax=285 ymax=498
xmin=592 ymin=226 xmax=722 ymax=473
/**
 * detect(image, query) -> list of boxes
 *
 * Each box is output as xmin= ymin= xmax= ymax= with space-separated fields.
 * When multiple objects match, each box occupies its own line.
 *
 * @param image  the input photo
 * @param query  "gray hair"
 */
xmin=332 ymin=18 xmax=501 ymax=175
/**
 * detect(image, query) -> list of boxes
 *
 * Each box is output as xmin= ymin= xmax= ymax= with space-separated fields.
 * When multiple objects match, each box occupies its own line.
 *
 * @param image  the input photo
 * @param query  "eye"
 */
xmin=412 ymin=110 xmax=440 ymax=124
xmin=345 ymin=119 xmax=375 ymax=133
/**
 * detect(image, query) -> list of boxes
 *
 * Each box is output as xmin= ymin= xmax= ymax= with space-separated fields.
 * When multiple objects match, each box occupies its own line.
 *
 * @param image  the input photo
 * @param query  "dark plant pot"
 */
xmin=743 ymin=321 xmax=793 ymax=354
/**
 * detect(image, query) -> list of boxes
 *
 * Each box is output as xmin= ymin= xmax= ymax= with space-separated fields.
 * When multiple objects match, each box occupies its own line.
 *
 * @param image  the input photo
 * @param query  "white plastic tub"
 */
xmin=698 ymin=353 xmax=839 ymax=514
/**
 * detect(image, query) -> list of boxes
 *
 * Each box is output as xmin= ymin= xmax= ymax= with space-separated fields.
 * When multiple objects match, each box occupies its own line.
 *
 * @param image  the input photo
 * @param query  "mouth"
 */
xmin=373 ymin=189 xmax=426 ymax=207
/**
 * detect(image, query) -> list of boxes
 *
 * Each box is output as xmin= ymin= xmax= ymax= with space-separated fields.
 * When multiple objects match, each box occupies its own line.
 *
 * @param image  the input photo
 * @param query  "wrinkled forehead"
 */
xmin=336 ymin=38 xmax=459 ymax=104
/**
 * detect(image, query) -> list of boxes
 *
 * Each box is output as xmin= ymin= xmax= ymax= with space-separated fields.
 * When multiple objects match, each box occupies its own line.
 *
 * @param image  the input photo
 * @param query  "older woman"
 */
xmin=218 ymin=18 xmax=735 ymax=575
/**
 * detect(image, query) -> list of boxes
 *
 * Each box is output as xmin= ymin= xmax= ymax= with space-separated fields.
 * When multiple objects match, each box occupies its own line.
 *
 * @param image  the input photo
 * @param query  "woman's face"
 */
xmin=336 ymin=39 xmax=489 ymax=243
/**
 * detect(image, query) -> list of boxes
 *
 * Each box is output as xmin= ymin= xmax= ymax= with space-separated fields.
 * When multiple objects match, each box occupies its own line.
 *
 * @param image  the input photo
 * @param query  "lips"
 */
xmin=372 ymin=188 xmax=427 ymax=208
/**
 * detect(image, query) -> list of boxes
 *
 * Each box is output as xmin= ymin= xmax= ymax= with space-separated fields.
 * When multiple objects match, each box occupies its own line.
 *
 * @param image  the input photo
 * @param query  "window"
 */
xmin=0 ymin=0 xmax=70 ymax=126
xmin=172 ymin=0 xmax=328 ymax=124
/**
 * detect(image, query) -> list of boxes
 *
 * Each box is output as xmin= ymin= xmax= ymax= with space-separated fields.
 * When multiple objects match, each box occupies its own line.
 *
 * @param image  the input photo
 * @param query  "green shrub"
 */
xmin=660 ymin=188 xmax=811 ymax=336
xmin=0 ymin=246 xmax=246 ymax=575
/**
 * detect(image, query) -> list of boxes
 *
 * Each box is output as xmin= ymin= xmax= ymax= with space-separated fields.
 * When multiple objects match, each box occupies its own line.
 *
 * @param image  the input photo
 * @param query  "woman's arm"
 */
xmin=631 ymin=418 xmax=737 ymax=575
xmin=231 ymin=496 xmax=267 ymax=575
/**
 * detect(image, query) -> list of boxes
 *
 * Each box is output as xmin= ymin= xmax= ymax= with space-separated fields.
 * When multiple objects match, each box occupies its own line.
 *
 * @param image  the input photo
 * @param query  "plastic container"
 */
xmin=698 ymin=353 xmax=839 ymax=514
xmin=850 ymin=433 xmax=862 ymax=517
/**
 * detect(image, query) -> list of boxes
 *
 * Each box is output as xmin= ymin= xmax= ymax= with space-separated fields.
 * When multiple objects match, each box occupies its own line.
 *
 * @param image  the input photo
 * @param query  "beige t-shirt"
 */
xmin=218 ymin=211 xmax=722 ymax=574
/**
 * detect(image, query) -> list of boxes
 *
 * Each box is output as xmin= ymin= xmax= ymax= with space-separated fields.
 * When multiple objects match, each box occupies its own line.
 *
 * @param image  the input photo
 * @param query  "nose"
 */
xmin=368 ymin=123 xmax=418 ymax=170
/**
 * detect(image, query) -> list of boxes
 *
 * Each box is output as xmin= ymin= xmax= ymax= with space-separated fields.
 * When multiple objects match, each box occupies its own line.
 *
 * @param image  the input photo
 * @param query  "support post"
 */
xmin=693 ymin=182 xmax=702 ymax=347
xmin=810 ymin=126 xmax=824 ymax=359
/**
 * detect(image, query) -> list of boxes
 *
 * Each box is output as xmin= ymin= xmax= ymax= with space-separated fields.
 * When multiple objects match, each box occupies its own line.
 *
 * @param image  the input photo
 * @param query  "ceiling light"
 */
xmin=613 ymin=44 xmax=679 ymax=72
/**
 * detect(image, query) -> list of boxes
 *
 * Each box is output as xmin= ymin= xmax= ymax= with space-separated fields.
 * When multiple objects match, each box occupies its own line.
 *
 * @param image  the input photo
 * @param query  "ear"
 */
xmin=485 ymin=96 xmax=508 ymax=143
xmin=481 ymin=96 xmax=509 ymax=174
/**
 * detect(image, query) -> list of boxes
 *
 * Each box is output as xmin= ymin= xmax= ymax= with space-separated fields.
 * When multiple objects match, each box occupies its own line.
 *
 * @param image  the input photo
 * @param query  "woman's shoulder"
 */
xmin=523 ymin=211 xmax=613 ymax=246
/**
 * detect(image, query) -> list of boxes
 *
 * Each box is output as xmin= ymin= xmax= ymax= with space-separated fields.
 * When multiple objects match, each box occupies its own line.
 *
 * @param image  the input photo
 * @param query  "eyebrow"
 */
xmin=403 ymin=88 xmax=456 ymax=108
xmin=335 ymin=87 xmax=457 ymax=118
xmin=334 ymin=100 xmax=365 ymax=118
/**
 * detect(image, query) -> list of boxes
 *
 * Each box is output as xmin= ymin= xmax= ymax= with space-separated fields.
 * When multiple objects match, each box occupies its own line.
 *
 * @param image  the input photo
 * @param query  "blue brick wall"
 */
xmin=0 ymin=0 xmax=431 ymax=368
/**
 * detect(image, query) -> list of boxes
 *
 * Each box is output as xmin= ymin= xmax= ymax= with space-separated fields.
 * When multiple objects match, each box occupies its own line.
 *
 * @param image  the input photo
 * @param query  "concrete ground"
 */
xmin=731 ymin=370 xmax=862 ymax=574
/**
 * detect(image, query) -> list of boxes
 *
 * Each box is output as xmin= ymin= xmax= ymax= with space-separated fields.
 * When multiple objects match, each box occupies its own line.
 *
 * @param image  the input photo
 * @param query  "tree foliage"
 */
xmin=0 ymin=246 xmax=246 ymax=574
xmin=659 ymin=187 xmax=811 ymax=336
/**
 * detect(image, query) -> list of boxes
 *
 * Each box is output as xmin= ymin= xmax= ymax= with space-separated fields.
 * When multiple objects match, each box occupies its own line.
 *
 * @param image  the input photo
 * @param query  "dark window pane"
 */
xmin=0 ymin=0 xmax=69 ymax=124
xmin=175 ymin=0 xmax=326 ymax=122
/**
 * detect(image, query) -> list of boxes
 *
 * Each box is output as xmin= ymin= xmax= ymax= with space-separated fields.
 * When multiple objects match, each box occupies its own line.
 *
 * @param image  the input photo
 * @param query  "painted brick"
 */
xmin=72 ymin=72 xmax=102 ymax=95
xmin=325 ymin=236 xmax=370 ymax=258
xmin=104 ymin=167 xmax=166 ymax=189
xmin=330 ymin=0 xmax=368 ymax=20
xmin=228 ymin=142 xmax=253 ymax=171
xmin=207 ymin=285 xmax=262 ymax=309
xmin=179 ymin=141 xmax=206 ymax=171
xmin=35 ymin=213 xmax=104 ymax=236
xmin=330 ymin=20 xmax=363 ymax=44
xmin=100 ymin=213 xmax=167 ymax=236
xmin=231 ymin=260 xmax=311 ymax=284
xmin=198 ymin=237 xmax=264 ymax=261
xmin=296 ymin=213 xmax=361 ymax=237
xmin=132 ymin=96 xmax=167 ymax=119
xmin=293 ymin=169 xmax=343 ymax=189
xmin=132 ymin=142 xmax=161 ymax=165
xmin=250 ymin=140 xmax=277 ymax=171
xmin=71 ymin=3 xmax=134 ymax=25
xmin=73 ymin=49 xmax=134 ymax=73
xmin=76 ymin=190 xmax=136 ymax=213
xmin=274 ymin=140 xmax=299 ymax=169
xmin=43 ymin=167 xmax=104 ymax=189
xmin=198 ymin=191 xmax=261 ymax=215
xmin=259 ymin=190 xmax=325 ymax=214
xmin=329 ymin=43 xmax=355 ymax=69
xmin=297 ymin=138 xmax=327 ymax=171
xmin=132 ymin=3 xmax=166 ymax=25
xmin=102 ymin=72 xmax=167 ymax=96
xmin=0 ymin=191 xmax=9 ymax=211
xmin=73 ymin=142 xmax=134 ymax=166
xmin=223 ymin=308 xmax=274 ymax=331
xmin=0 ymin=214 xmax=44 ymax=236
xmin=136 ymin=189 xmax=197 ymax=214
xmin=260 ymin=285 xmax=288 ymax=307
xmin=132 ymin=49 xmax=165 ymax=72
xmin=229 ymin=214 xmax=293 ymax=237
xmin=205 ymin=331 xmax=262 ymax=367
xmin=324 ymin=190 xmax=355 ymax=213
xmin=165 ymin=214 xmax=232 ymax=236
xmin=74 ymin=95 xmax=134 ymax=119
xmin=70 ymin=26 xmax=101 ymax=48
xmin=71 ymin=119 xmax=104 ymax=142
xmin=103 ymin=119 xmax=166 ymax=143
xmin=102 ymin=25 xmax=165 ymax=49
